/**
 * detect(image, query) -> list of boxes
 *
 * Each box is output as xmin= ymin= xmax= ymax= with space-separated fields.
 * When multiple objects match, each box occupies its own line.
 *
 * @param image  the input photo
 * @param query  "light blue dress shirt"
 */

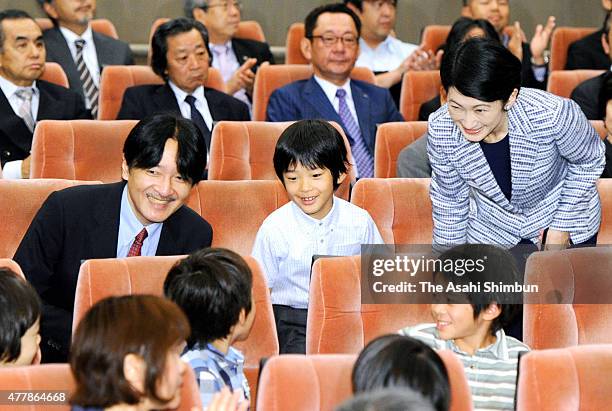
xmin=116 ymin=186 xmax=163 ymax=258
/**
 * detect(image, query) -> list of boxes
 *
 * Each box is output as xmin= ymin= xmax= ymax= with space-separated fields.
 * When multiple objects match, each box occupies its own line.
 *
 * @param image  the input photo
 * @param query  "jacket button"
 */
xmin=1 ymin=150 xmax=10 ymax=157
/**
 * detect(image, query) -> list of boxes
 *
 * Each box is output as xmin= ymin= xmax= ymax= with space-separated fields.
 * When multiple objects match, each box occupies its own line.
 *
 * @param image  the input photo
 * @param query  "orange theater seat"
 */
xmin=516 ymin=345 xmax=612 ymax=411
xmin=207 ymin=121 xmax=356 ymax=200
xmin=374 ymin=121 xmax=428 ymax=178
xmin=0 ymin=179 xmax=101 ymax=258
xmin=550 ymin=27 xmax=598 ymax=71
xmin=419 ymin=25 xmax=450 ymax=53
xmin=307 ymin=255 xmax=433 ymax=355
xmin=351 ymin=178 xmax=433 ymax=244
xmin=36 ymin=18 xmax=119 ymax=39
xmin=39 ymin=62 xmax=69 ymax=88
xmin=73 ymin=255 xmax=278 ymax=410
xmin=186 ymin=180 xmax=289 ymax=255
xmin=547 ymin=69 xmax=605 ymax=98
xmin=30 ymin=120 xmax=137 ymax=182
xmin=598 ymin=179 xmax=612 ymax=244
xmin=399 ymin=70 xmax=441 ymax=121
xmin=523 ymin=247 xmax=612 ymax=349
xmin=256 ymin=352 xmax=471 ymax=411
xmin=0 ymin=258 xmax=24 ymax=278
xmin=285 ymin=22 xmax=308 ymax=64
xmin=252 ymin=63 xmax=375 ymax=121
xmin=97 ymin=65 xmax=224 ymax=120
xmin=0 ymin=363 xmax=200 ymax=411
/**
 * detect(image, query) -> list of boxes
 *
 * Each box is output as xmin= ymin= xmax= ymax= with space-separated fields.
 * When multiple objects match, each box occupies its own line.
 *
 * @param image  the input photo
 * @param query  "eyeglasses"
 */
xmin=365 ymin=0 xmax=397 ymax=9
xmin=207 ymin=1 xmax=242 ymax=11
xmin=310 ymin=34 xmax=359 ymax=47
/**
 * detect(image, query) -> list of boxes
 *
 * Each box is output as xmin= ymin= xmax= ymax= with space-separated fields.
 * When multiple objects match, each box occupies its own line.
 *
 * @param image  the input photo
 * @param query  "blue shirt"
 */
xmin=116 ymin=185 xmax=162 ymax=257
xmin=182 ymin=343 xmax=250 ymax=407
xmin=480 ymin=135 xmax=512 ymax=201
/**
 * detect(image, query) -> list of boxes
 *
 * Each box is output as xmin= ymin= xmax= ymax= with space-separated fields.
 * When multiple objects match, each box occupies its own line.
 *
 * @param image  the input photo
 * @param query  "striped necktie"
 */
xmin=127 ymin=228 xmax=148 ymax=257
xmin=335 ymin=88 xmax=374 ymax=178
xmin=15 ymin=88 xmax=35 ymax=132
xmin=74 ymin=39 xmax=99 ymax=118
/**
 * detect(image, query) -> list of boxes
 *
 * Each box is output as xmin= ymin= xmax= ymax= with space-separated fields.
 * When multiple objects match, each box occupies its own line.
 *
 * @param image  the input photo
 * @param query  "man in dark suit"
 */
xmin=38 ymin=0 xmax=133 ymax=117
xmin=464 ymin=0 xmax=555 ymax=90
xmin=14 ymin=113 xmax=213 ymax=363
xmin=117 ymin=18 xmax=249 ymax=155
xmin=185 ymin=0 xmax=274 ymax=108
xmin=566 ymin=1 xmax=611 ymax=70
xmin=0 ymin=10 xmax=88 ymax=179
xmin=571 ymin=17 xmax=612 ymax=120
xmin=266 ymin=3 xmax=403 ymax=178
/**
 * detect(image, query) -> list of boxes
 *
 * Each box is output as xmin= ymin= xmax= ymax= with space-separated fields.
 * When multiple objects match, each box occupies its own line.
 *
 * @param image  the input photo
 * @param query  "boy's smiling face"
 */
xmin=282 ymin=162 xmax=346 ymax=220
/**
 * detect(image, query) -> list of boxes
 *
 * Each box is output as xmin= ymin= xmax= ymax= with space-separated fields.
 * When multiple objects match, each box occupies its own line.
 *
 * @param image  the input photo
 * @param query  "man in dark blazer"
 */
xmin=38 ymin=0 xmax=133 ymax=116
xmin=0 ymin=10 xmax=88 ymax=178
xmin=117 ymin=18 xmax=249 ymax=154
xmin=266 ymin=4 xmax=403 ymax=178
xmin=185 ymin=0 xmax=274 ymax=107
xmin=566 ymin=2 xmax=611 ymax=70
xmin=14 ymin=114 xmax=213 ymax=363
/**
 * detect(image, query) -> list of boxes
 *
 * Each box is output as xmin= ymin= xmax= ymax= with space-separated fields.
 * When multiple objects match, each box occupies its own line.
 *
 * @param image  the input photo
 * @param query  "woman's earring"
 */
xmin=504 ymin=105 xmax=510 ymax=111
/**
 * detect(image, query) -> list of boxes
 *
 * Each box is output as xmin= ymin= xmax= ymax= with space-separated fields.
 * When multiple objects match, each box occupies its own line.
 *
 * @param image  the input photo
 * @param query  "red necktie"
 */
xmin=127 ymin=228 xmax=148 ymax=257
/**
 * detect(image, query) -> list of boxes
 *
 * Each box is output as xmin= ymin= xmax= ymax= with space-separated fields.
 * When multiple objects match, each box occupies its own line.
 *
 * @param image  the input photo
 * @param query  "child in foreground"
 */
xmin=252 ymin=119 xmax=383 ymax=354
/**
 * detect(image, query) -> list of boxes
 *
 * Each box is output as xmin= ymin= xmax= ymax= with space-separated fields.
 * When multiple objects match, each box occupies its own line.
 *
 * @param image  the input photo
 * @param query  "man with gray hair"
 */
xmin=184 ymin=0 xmax=274 ymax=110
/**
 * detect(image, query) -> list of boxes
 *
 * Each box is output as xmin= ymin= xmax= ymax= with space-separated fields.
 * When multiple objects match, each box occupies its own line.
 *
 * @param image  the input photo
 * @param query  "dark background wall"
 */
xmin=2 ymin=0 xmax=606 ymax=46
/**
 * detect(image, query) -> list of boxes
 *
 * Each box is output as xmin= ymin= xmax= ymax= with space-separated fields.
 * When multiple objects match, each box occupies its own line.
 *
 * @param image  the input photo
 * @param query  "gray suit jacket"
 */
xmin=396 ymin=132 xmax=431 ymax=178
xmin=42 ymin=27 xmax=133 ymax=99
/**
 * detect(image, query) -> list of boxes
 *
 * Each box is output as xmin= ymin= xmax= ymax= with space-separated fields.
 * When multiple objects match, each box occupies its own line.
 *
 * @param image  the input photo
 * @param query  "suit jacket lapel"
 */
xmin=37 ymin=81 xmax=64 ymax=119
xmin=90 ymin=182 xmax=124 ymax=257
xmin=350 ymin=81 xmax=373 ymax=153
xmin=46 ymin=29 xmax=81 ymax=94
xmin=231 ymin=39 xmax=249 ymax=66
xmin=93 ymin=32 xmax=110 ymax=71
xmin=156 ymin=209 xmax=182 ymax=256
xmin=303 ymin=77 xmax=345 ymax=129
xmin=0 ymin=90 xmax=32 ymax=153
xmin=154 ymin=84 xmax=182 ymax=113
xmin=507 ymin=103 xmax=537 ymax=205
xmin=206 ymin=89 xmax=225 ymax=121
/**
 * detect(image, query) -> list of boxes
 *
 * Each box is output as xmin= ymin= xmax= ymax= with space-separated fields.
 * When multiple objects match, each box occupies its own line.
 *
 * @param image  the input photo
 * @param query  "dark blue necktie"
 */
xmin=185 ymin=94 xmax=211 ymax=152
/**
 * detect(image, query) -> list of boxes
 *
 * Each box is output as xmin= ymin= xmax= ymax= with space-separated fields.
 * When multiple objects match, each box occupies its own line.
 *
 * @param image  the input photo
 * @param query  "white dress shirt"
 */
xmin=356 ymin=36 xmax=419 ymax=72
xmin=0 ymin=75 xmax=40 ymax=179
xmin=168 ymin=81 xmax=214 ymax=131
xmin=116 ymin=186 xmax=163 ymax=258
xmin=313 ymin=75 xmax=358 ymax=121
xmin=59 ymin=26 xmax=101 ymax=87
xmin=251 ymin=197 xmax=384 ymax=309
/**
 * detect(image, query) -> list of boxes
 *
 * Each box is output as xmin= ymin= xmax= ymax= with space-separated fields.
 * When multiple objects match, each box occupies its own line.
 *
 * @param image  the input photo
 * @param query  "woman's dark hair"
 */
xmin=442 ymin=17 xmax=500 ymax=53
xmin=305 ymin=3 xmax=361 ymax=39
xmin=598 ymin=71 xmax=612 ymax=120
xmin=274 ymin=120 xmax=349 ymax=190
xmin=434 ymin=244 xmax=521 ymax=334
xmin=70 ymin=295 xmax=190 ymax=408
xmin=0 ymin=269 xmax=41 ymax=363
xmin=123 ymin=113 xmax=206 ymax=184
xmin=164 ymin=248 xmax=253 ymax=348
xmin=440 ymin=37 xmax=521 ymax=102
xmin=352 ymin=335 xmax=450 ymax=411
xmin=151 ymin=17 xmax=212 ymax=81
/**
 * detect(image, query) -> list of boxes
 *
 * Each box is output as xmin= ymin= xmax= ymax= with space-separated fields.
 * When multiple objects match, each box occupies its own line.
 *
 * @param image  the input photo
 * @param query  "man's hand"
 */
xmin=530 ymin=16 xmax=556 ymax=64
xmin=224 ymin=58 xmax=257 ymax=96
xmin=404 ymin=48 xmax=441 ymax=71
xmin=21 ymin=155 xmax=31 ymax=179
xmin=543 ymin=229 xmax=570 ymax=251
xmin=508 ymin=21 xmax=525 ymax=61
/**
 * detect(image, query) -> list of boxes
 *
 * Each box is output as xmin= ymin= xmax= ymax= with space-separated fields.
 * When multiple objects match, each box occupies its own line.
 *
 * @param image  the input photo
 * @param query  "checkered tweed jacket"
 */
xmin=428 ymin=88 xmax=605 ymax=246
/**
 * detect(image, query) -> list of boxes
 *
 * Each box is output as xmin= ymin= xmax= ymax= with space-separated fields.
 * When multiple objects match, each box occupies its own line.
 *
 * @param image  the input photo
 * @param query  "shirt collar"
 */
xmin=290 ymin=195 xmax=339 ymax=232
xmin=0 ymin=75 xmax=38 ymax=98
xmin=210 ymin=40 xmax=233 ymax=54
xmin=168 ymin=80 xmax=206 ymax=104
xmin=313 ymin=75 xmax=352 ymax=104
xmin=203 ymin=343 xmax=245 ymax=366
xmin=119 ymin=185 xmax=162 ymax=249
xmin=59 ymin=25 xmax=94 ymax=44
xmin=444 ymin=328 xmax=508 ymax=360
xmin=358 ymin=35 xmax=393 ymax=53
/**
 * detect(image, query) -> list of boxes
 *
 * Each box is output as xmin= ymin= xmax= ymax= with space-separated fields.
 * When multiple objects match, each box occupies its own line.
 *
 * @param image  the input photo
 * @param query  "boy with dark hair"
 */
xmin=164 ymin=247 xmax=255 ymax=407
xmin=252 ymin=119 xmax=383 ymax=354
xmin=399 ymin=244 xmax=529 ymax=411
xmin=0 ymin=268 xmax=41 ymax=366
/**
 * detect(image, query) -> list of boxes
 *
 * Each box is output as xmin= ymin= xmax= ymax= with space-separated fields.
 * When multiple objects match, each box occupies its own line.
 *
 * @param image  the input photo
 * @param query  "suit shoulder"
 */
xmin=173 ymin=205 xmax=213 ymax=233
xmin=205 ymin=87 xmax=248 ymax=108
xmin=233 ymin=37 xmax=270 ymax=52
xmin=37 ymin=79 xmax=82 ymax=100
xmin=274 ymin=79 xmax=308 ymax=95
xmin=92 ymin=31 xmax=131 ymax=49
xmin=124 ymin=84 xmax=163 ymax=97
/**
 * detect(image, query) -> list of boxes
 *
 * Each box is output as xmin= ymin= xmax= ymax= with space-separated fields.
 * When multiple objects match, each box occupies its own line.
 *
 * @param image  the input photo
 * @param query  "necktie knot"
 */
xmin=16 ymin=87 xmax=33 ymax=101
xmin=185 ymin=94 xmax=197 ymax=106
xmin=135 ymin=228 xmax=148 ymax=243
xmin=75 ymin=39 xmax=86 ymax=50
xmin=127 ymin=228 xmax=148 ymax=257
xmin=336 ymin=88 xmax=347 ymax=99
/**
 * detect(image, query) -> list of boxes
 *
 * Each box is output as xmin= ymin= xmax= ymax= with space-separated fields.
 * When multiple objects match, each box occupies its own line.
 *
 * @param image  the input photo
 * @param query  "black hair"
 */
xmin=150 ymin=17 xmax=212 ymax=82
xmin=164 ymin=248 xmax=253 ymax=348
xmin=305 ymin=3 xmax=361 ymax=39
xmin=183 ymin=0 xmax=209 ymax=17
xmin=604 ymin=12 xmax=612 ymax=39
xmin=123 ymin=113 xmax=206 ymax=185
xmin=273 ymin=120 xmax=349 ymax=191
xmin=352 ymin=335 xmax=450 ymax=411
xmin=336 ymin=388 xmax=436 ymax=411
xmin=342 ymin=0 xmax=398 ymax=11
xmin=0 ymin=9 xmax=38 ymax=53
xmin=443 ymin=17 xmax=500 ymax=53
xmin=0 ymin=269 xmax=41 ymax=363
xmin=434 ymin=244 xmax=521 ymax=335
xmin=441 ymin=37 xmax=521 ymax=102
xmin=598 ymin=71 xmax=612 ymax=120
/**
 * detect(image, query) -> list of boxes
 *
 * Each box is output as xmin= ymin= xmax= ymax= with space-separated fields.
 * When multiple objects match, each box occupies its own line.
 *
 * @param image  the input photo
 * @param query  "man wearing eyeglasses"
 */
xmin=266 ymin=3 xmax=403 ymax=179
xmin=344 ymin=0 xmax=438 ymax=107
xmin=184 ymin=0 xmax=274 ymax=112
